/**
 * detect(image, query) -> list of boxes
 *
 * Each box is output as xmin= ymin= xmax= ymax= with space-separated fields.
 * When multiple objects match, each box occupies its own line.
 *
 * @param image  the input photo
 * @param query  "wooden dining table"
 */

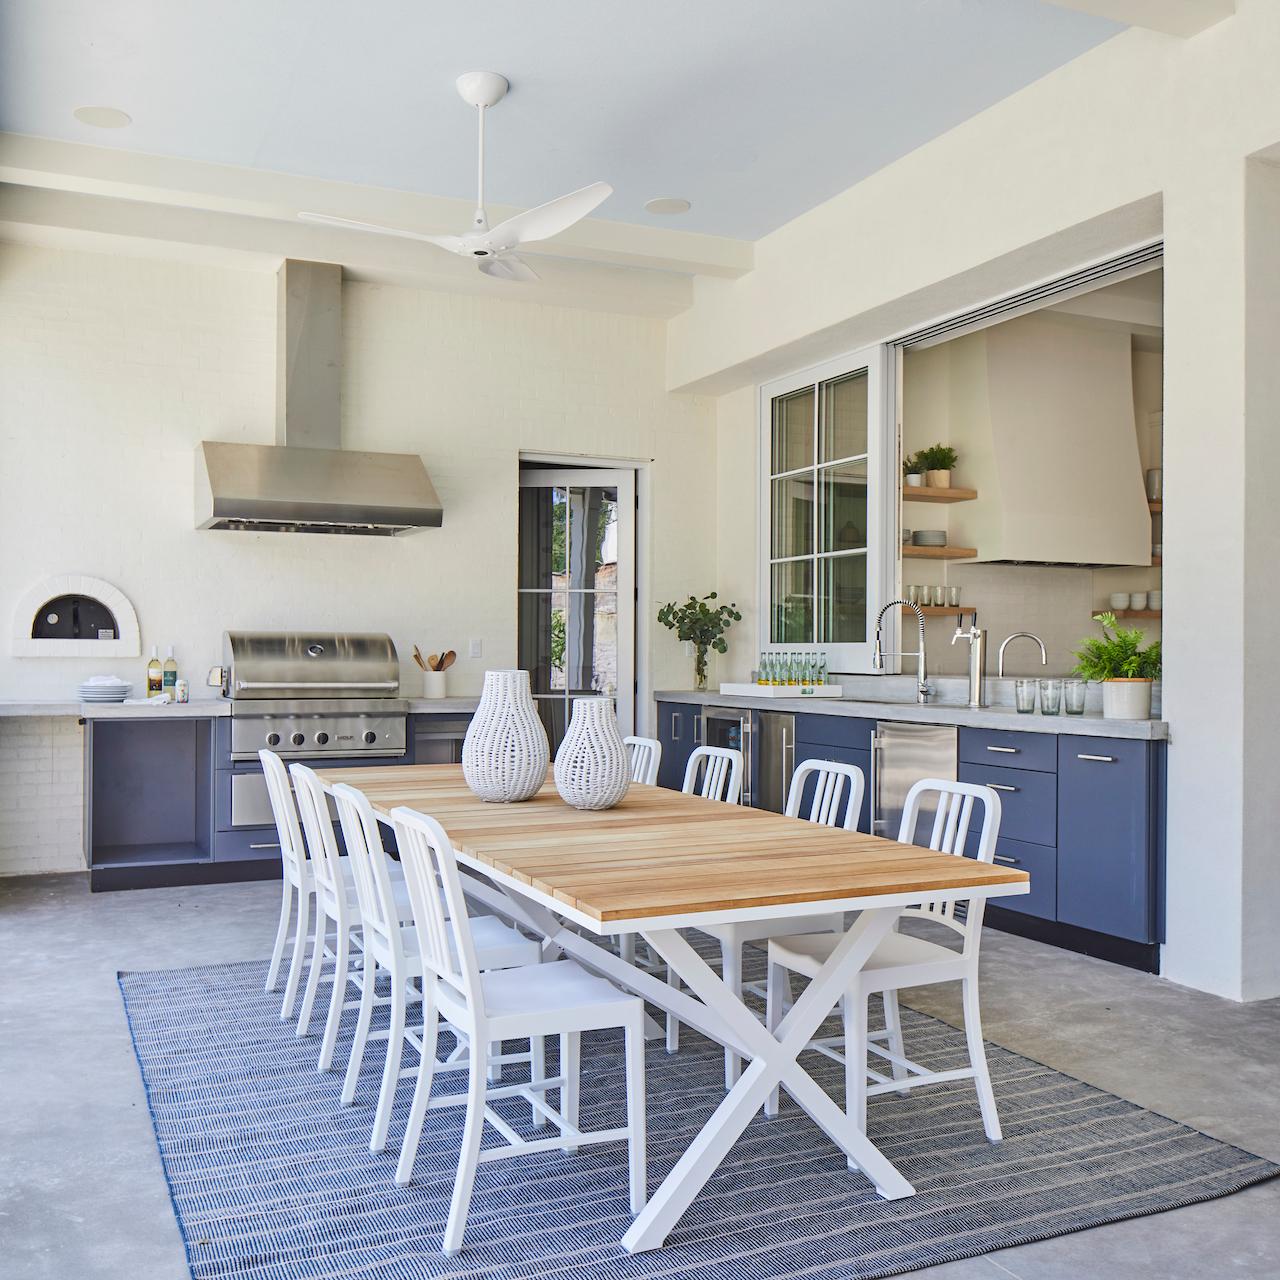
xmin=317 ymin=763 xmax=1029 ymax=1253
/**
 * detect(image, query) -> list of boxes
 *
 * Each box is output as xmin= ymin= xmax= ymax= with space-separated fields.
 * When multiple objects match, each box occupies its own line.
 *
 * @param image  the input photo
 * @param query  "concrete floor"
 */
xmin=2 ymin=873 xmax=1279 ymax=1280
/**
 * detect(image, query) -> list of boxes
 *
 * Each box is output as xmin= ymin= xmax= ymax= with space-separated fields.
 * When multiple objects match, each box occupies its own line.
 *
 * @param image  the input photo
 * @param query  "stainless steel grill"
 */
xmin=214 ymin=631 xmax=408 ymax=761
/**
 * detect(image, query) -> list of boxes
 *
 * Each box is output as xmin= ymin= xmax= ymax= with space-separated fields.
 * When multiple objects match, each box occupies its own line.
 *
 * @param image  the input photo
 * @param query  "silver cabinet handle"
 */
xmin=994 ymin=854 xmax=1021 ymax=866
xmin=986 ymin=745 xmax=1018 ymax=753
xmin=1077 ymin=753 xmax=1116 ymax=763
xmin=987 ymin=782 xmax=1019 ymax=792
xmin=249 ymin=842 xmax=281 ymax=850
xmin=694 ymin=714 xmax=703 ymax=745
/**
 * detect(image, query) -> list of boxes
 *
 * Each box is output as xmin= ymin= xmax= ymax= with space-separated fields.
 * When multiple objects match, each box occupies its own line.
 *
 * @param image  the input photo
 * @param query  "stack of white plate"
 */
xmin=78 ymin=676 xmax=131 ymax=703
xmin=912 ymin=529 xmax=948 ymax=547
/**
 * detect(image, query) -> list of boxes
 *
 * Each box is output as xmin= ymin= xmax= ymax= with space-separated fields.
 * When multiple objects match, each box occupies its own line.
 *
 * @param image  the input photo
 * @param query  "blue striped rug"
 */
xmin=119 ymin=957 xmax=1277 ymax=1280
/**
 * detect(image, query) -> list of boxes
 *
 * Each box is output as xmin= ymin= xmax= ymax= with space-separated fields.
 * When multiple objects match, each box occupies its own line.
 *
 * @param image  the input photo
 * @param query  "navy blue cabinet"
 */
xmin=656 ymin=700 xmax=700 ymax=790
xmin=957 ymin=761 xmax=1057 ymax=847
xmin=792 ymin=740 xmax=873 ymax=832
xmin=1057 ymin=736 xmax=1159 ymax=944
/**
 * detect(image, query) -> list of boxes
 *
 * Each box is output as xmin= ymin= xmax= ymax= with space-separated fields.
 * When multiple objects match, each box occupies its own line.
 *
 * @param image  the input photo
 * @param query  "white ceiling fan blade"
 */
xmin=298 ymin=211 xmax=463 ymax=252
xmin=478 ymin=254 xmax=540 ymax=283
xmin=486 ymin=182 xmax=612 ymax=250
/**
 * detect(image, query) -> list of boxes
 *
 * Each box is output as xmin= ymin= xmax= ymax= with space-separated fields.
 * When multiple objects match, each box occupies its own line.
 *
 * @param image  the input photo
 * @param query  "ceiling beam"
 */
xmin=1041 ymin=0 xmax=1235 ymax=37
xmin=0 ymin=133 xmax=753 ymax=282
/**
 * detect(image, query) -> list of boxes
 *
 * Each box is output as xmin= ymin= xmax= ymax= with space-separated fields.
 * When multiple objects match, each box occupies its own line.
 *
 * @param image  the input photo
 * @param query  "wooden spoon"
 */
xmin=412 ymin=645 xmax=428 ymax=672
xmin=439 ymin=650 xmax=457 ymax=671
xmin=427 ymin=653 xmax=441 ymax=671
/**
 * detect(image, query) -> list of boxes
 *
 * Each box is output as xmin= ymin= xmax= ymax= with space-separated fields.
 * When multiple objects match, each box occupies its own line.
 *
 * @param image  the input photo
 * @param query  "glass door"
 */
xmin=517 ymin=469 xmax=636 ymax=753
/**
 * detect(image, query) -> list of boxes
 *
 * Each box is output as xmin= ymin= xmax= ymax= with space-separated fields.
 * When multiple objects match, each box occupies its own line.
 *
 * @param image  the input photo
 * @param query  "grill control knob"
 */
xmin=290 ymin=732 xmax=306 ymax=747
xmin=265 ymin=732 xmax=281 ymax=747
xmin=363 ymin=730 xmax=378 ymax=745
xmin=315 ymin=731 xmax=330 ymax=746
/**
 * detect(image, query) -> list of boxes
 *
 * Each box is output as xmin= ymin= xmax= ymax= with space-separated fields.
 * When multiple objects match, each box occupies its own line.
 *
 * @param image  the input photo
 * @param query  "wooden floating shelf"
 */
xmin=902 ymin=544 xmax=978 ymax=560
xmin=902 ymin=485 xmax=978 ymax=503
xmin=1148 ymin=500 xmax=1163 ymax=513
xmin=899 ymin=603 xmax=966 ymax=617
xmin=1114 ymin=610 xmax=1162 ymax=620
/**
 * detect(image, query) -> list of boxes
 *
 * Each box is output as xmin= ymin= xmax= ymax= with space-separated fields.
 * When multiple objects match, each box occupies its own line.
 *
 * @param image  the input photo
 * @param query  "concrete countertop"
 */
xmin=0 ymin=697 xmax=481 ymax=719
xmin=405 ymin=697 xmax=480 ymax=714
xmin=656 ymin=689 xmax=1170 ymax=741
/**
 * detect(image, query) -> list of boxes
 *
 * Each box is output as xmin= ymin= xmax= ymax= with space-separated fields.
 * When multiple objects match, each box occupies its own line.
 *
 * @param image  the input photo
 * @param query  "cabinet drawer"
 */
xmin=793 ymin=742 xmax=872 ymax=833
xmin=796 ymin=713 xmax=874 ymax=751
xmin=985 ymin=838 xmax=1057 ymax=921
xmin=959 ymin=727 xmax=1056 ymax=773
xmin=958 ymin=762 xmax=1057 ymax=847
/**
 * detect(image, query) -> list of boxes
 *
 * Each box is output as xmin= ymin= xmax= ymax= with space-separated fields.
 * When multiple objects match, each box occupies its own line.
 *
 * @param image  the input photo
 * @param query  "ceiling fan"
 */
xmin=299 ymin=72 xmax=611 ymax=283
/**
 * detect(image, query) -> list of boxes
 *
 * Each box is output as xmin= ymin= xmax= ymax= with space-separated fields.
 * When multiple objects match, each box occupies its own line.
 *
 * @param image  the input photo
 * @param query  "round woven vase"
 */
xmin=554 ymin=697 xmax=631 ymax=811
xmin=462 ymin=669 xmax=550 ymax=803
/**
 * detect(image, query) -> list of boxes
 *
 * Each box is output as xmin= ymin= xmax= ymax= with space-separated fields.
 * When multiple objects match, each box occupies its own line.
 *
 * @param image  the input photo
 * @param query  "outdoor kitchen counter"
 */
xmin=657 ymin=690 xmax=1170 ymax=741
xmin=0 ymin=696 xmax=482 ymax=718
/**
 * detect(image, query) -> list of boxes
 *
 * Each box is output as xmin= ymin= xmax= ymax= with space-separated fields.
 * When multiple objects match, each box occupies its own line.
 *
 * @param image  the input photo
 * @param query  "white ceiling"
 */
xmin=0 ymin=1 xmax=1120 ymax=241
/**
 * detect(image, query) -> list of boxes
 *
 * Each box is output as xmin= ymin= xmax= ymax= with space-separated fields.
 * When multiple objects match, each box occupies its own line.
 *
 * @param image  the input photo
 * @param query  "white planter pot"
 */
xmin=1102 ymin=679 xmax=1152 ymax=720
xmin=462 ymin=669 xmax=549 ymax=802
xmin=554 ymin=696 xmax=630 ymax=811
xmin=904 ymin=473 xmax=924 ymax=488
xmin=422 ymin=670 xmax=447 ymax=699
xmin=926 ymin=469 xmax=952 ymax=488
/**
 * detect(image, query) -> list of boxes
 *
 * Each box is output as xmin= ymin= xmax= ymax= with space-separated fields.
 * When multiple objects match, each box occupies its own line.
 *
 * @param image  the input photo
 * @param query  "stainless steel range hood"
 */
xmin=196 ymin=260 xmax=442 ymax=536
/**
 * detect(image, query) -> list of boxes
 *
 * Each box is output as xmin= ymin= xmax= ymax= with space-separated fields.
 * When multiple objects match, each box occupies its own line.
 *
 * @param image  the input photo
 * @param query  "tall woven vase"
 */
xmin=462 ymin=670 xmax=550 ymax=803
xmin=554 ymin=696 xmax=631 ymax=811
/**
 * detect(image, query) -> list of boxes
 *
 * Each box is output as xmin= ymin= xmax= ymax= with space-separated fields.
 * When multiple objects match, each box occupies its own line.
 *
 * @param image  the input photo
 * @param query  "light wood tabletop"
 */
xmin=317 ymin=764 xmax=1029 ymax=926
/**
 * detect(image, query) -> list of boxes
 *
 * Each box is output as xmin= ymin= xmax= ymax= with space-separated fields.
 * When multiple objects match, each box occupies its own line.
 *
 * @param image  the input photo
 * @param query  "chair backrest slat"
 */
xmin=392 ymin=806 xmax=485 ymax=1016
xmin=623 ymin=735 xmax=662 ymax=785
xmin=332 ymin=783 xmax=407 ymax=964
xmin=259 ymin=749 xmax=308 ymax=885
xmin=786 ymin=758 xmax=865 ymax=830
xmin=288 ymin=763 xmax=351 ymax=927
xmin=683 ymin=746 xmax=743 ymax=804
xmin=898 ymin=778 xmax=1001 ymax=948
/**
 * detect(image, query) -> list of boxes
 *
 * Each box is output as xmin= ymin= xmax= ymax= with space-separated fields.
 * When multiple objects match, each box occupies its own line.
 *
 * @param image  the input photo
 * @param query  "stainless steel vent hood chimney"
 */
xmin=195 ymin=260 xmax=442 ymax=536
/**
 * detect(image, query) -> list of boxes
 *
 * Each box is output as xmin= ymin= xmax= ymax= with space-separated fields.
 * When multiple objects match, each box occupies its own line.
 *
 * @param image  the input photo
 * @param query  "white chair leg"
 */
xmin=624 ymin=1015 xmax=647 ymax=1214
xmin=619 ymin=933 xmax=636 ymax=965
xmin=395 ymin=990 xmax=439 ymax=1187
xmin=317 ymin=928 xmax=350 ymax=1072
xmin=721 ymin=939 xmax=743 ymax=1089
xmin=295 ymin=916 xmax=327 ymax=1037
xmin=443 ymin=1045 xmax=489 ymax=1256
xmin=280 ymin=887 xmax=310 ymax=1020
xmin=764 ymin=960 xmax=785 ymax=1118
xmin=530 ymin=1036 xmax=548 ymax=1127
xmin=370 ymin=973 xmax=407 ymax=1153
xmin=265 ymin=880 xmax=292 ymax=992
xmin=560 ymin=1031 xmax=580 ymax=1155
xmin=665 ymin=966 xmax=681 ymax=1054
xmin=843 ymin=992 xmax=869 ymax=1164
xmin=341 ymin=958 xmax=377 ymax=1106
xmin=882 ymin=989 xmax=909 ymax=1094
xmin=962 ymin=976 xmax=1003 ymax=1143
xmin=488 ymin=1039 xmax=503 ymax=1083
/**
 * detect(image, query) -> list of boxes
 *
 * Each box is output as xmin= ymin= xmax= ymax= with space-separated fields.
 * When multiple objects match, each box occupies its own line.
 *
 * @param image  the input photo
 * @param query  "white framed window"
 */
xmin=757 ymin=345 xmax=895 ymax=672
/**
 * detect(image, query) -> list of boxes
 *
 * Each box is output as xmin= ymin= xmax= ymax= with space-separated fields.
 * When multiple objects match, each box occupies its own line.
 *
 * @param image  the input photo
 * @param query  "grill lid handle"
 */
xmin=233 ymin=679 xmax=400 ymax=691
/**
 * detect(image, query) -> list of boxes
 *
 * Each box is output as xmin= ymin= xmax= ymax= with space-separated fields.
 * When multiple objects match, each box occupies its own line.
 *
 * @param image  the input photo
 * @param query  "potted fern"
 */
xmin=657 ymin=592 xmax=741 ymax=692
xmin=1072 ymin=611 xmax=1161 ymax=719
xmin=917 ymin=443 xmax=959 ymax=488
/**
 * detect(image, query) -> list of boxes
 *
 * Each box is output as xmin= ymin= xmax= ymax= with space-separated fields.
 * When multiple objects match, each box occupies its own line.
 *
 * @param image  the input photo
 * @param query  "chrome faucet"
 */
xmin=997 ymin=631 xmax=1048 ymax=678
xmin=951 ymin=611 xmax=989 ymax=708
xmin=873 ymin=599 xmax=931 ymax=703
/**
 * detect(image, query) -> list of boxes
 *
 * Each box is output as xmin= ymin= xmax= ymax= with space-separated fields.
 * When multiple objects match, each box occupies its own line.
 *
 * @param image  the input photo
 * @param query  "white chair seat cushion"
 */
xmin=700 ymin=911 xmax=844 ymax=947
xmin=769 ymin=929 xmax=960 ymax=982
xmin=401 ymin=914 xmax=541 ymax=974
xmin=477 ymin=959 xmax=638 ymax=1023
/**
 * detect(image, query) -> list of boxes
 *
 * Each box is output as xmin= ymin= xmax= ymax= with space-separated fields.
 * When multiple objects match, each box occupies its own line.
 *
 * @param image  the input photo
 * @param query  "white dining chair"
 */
xmin=764 ymin=778 xmax=1004 ymax=1142
xmin=259 ymin=749 xmax=316 ymax=1019
xmin=684 ymin=758 xmax=865 ymax=1087
xmin=390 ymin=803 xmax=648 ymax=1255
xmin=617 ymin=736 xmax=663 ymax=968
xmin=331 ymin=782 xmax=541 ymax=1157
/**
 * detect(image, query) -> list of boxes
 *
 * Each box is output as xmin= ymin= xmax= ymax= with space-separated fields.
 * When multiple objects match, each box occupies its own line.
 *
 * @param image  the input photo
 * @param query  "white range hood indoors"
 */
xmin=943 ymin=313 xmax=1151 ymax=566
xmin=195 ymin=259 xmax=443 ymax=536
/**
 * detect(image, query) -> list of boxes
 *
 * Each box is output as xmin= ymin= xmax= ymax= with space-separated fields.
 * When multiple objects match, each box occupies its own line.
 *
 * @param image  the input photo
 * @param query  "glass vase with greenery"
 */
xmin=657 ymin=592 xmax=742 ymax=692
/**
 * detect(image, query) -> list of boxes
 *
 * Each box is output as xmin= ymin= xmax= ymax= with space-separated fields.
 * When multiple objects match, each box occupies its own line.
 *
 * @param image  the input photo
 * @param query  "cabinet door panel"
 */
xmin=965 ymin=836 xmax=1056 ymax=921
xmin=793 ymin=741 xmax=872 ymax=833
xmin=958 ymin=762 xmax=1056 ymax=847
xmin=1057 ymin=736 xmax=1154 ymax=942
xmin=795 ymin=713 xmax=875 ymax=751
xmin=656 ymin=701 xmax=697 ymax=791
xmin=959 ymin=727 xmax=1056 ymax=773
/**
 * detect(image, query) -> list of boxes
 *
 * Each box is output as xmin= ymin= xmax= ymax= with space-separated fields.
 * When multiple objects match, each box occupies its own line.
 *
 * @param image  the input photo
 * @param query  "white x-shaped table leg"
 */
xmin=621 ymin=907 xmax=915 ymax=1254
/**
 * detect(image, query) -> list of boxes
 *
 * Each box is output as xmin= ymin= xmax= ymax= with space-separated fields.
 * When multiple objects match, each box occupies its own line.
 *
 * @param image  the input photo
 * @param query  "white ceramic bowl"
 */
xmin=1109 ymin=592 xmax=1131 ymax=610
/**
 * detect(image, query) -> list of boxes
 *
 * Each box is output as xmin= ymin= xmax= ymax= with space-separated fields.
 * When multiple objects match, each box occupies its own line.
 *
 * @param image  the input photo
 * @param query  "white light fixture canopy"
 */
xmin=73 ymin=106 xmax=132 ymax=129
xmin=298 ymin=70 xmax=611 ymax=284
xmin=644 ymin=197 xmax=692 ymax=215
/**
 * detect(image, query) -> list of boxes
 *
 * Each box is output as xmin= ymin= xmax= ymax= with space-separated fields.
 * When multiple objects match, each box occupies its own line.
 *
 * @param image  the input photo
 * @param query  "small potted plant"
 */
xmin=917 ymin=443 xmax=959 ymax=488
xmin=1072 ymin=611 xmax=1161 ymax=719
xmin=903 ymin=452 xmax=925 ymax=488
xmin=657 ymin=592 xmax=742 ymax=693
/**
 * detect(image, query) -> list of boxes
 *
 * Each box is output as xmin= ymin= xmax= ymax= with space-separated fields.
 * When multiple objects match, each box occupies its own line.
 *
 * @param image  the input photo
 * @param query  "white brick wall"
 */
xmin=0 ymin=717 xmax=84 ymax=875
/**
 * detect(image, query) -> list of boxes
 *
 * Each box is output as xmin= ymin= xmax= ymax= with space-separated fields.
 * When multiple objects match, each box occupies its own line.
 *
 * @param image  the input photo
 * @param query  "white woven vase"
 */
xmin=554 ymin=697 xmax=631 ymax=811
xmin=462 ymin=669 xmax=550 ymax=803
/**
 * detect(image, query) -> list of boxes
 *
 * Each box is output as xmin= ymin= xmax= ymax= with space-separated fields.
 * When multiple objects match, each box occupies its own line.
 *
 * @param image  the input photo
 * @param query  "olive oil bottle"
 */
xmin=146 ymin=645 xmax=163 ymax=698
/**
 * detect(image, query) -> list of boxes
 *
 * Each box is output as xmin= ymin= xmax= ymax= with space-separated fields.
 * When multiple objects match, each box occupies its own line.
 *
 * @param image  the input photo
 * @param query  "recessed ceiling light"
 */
xmin=73 ymin=106 xmax=132 ymax=129
xmin=644 ymin=197 xmax=691 ymax=216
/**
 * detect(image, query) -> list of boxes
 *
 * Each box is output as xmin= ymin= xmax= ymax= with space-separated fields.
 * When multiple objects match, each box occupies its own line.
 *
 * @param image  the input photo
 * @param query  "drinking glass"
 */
xmin=1039 ymin=678 xmax=1063 ymax=715
xmin=1063 ymin=678 xmax=1087 ymax=715
xmin=930 ymin=585 xmax=946 ymax=608
xmin=905 ymin=584 xmax=920 ymax=605
xmin=1015 ymin=679 xmax=1037 ymax=713
xmin=947 ymin=585 xmax=961 ymax=608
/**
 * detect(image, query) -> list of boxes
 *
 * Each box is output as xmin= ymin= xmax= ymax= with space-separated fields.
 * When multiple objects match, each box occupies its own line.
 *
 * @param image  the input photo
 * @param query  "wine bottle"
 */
xmin=163 ymin=646 xmax=178 ymax=700
xmin=146 ymin=646 xmax=163 ymax=699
